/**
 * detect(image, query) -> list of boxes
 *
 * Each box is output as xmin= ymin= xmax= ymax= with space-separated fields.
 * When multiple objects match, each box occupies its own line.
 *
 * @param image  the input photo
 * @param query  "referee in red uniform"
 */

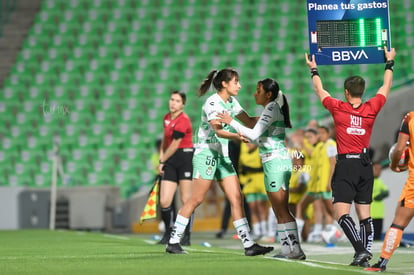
xmin=305 ymin=46 xmax=396 ymax=267
xmin=158 ymin=91 xmax=194 ymax=246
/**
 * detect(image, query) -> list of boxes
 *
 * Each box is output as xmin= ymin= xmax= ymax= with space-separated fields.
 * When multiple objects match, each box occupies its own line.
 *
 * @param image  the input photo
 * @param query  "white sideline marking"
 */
xmin=144 ymin=240 xmax=157 ymax=244
xmin=265 ymin=256 xmax=369 ymax=274
xmin=103 ymin=234 xmax=130 ymax=241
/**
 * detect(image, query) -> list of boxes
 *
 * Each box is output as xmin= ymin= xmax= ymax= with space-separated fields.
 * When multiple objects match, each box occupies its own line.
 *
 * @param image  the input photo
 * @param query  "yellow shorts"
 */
xmin=240 ymin=172 xmax=266 ymax=196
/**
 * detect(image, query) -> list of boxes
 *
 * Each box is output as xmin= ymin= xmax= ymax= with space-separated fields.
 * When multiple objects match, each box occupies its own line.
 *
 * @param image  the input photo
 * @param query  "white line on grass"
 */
xmin=144 ymin=240 xmax=157 ymax=245
xmin=147 ymin=241 xmax=245 ymax=256
xmin=306 ymin=258 xmax=350 ymax=266
xmin=103 ymin=234 xmax=130 ymax=241
xmin=0 ymin=254 xmax=139 ymax=261
xmin=175 ymin=245 xmax=368 ymax=273
xmin=265 ymin=256 xmax=369 ymax=274
xmin=185 ymin=247 xmax=217 ymax=253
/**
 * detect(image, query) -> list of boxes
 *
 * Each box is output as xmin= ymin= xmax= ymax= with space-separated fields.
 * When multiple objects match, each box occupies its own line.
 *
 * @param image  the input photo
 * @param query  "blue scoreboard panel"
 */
xmin=307 ymin=0 xmax=391 ymax=65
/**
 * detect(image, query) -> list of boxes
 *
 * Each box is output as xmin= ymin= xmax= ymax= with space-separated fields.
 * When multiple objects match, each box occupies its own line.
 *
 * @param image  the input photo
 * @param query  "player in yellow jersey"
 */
xmin=316 ymin=126 xmax=338 ymax=241
xmin=370 ymin=163 xmax=389 ymax=241
xmin=239 ymin=142 xmax=268 ymax=240
xmin=296 ymin=127 xmax=337 ymax=242
xmin=288 ymin=153 xmax=309 ymax=216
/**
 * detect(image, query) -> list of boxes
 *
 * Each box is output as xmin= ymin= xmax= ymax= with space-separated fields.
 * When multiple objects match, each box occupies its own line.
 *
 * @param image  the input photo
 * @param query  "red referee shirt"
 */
xmin=322 ymin=94 xmax=386 ymax=154
xmin=163 ymin=112 xmax=193 ymax=148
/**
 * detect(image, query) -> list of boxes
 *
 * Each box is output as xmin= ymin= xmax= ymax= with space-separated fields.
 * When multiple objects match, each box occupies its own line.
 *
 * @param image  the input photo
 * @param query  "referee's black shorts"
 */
xmin=162 ymin=148 xmax=194 ymax=183
xmin=332 ymin=156 xmax=374 ymax=204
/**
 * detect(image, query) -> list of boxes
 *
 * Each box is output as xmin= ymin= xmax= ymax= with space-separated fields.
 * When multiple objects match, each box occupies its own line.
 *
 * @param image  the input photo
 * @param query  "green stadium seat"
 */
xmin=34 ymin=172 xmax=51 ymax=187
xmin=87 ymin=172 xmax=113 ymax=186
xmin=73 ymin=98 xmax=97 ymax=113
xmin=1 ymin=0 xmax=410 ymax=192
xmin=36 ymin=9 xmax=60 ymax=24
xmin=14 ymin=160 xmax=36 ymax=177
xmin=99 ymin=132 xmax=120 ymax=149
xmin=92 ymin=158 xmax=115 ymax=173
xmin=19 ymin=148 xmax=42 ymax=164
xmin=8 ymin=173 xmax=33 ymax=187
xmin=64 ymin=162 xmax=88 ymax=185
xmin=96 ymin=147 xmax=117 ymax=162
xmin=22 ymin=33 xmax=50 ymax=51
xmin=114 ymin=171 xmax=137 ymax=188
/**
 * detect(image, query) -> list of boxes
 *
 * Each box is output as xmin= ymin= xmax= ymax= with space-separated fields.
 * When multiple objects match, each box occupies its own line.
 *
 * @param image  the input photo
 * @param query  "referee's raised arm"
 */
xmin=305 ymin=53 xmax=330 ymax=102
xmin=377 ymin=46 xmax=397 ymax=99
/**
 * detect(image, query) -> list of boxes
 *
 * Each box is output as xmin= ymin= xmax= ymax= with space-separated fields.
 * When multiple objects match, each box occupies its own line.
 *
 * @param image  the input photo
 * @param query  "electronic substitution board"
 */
xmin=307 ymin=0 xmax=391 ymax=65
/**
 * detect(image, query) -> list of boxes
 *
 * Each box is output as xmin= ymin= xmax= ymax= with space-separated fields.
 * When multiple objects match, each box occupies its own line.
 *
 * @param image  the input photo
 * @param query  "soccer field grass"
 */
xmin=0 ymin=230 xmax=413 ymax=275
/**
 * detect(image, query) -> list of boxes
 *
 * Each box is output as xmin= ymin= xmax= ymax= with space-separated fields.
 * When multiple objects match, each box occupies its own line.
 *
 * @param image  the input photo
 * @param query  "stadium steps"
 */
xmin=0 ymin=0 xmax=42 ymax=87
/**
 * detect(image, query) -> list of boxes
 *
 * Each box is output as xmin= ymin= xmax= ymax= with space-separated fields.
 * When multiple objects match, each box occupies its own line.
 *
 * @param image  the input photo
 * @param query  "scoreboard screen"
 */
xmin=307 ymin=0 xmax=391 ymax=65
xmin=316 ymin=18 xmax=385 ymax=48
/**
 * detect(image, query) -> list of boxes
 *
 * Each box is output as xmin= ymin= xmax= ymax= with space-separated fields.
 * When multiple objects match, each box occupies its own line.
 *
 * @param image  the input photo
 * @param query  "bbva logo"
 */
xmin=332 ymin=50 xmax=368 ymax=61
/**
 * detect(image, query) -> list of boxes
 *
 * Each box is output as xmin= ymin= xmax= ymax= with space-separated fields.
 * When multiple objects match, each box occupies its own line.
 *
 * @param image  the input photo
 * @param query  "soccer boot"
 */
xmin=350 ymin=250 xmax=372 ymax=267
xmin=273 ymin=250 xmax=306 ymax=260
xmin=244 ymin=243 xmax=274 ymax=256
xmin=215 ymin=230 xmax=226 ymax=239
xmin=166 ymin=242 xmax=187 ymax=254
xmin=364 ymin=262 xmax=386 ymax=272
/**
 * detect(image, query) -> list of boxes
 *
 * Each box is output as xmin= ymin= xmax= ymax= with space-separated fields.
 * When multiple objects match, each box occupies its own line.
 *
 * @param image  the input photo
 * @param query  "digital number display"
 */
xmin=316 ymin=18 xmax=383 ymax=48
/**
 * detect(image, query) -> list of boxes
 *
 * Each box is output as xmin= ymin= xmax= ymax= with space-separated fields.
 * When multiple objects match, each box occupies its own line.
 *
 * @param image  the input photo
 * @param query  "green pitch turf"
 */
xmin=0 ymin=230 xmax=413 ymax=274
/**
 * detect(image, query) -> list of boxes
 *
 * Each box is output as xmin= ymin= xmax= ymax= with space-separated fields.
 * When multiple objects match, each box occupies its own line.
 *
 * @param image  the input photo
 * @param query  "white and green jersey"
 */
xmin=194 ymin=93 xmax=243 ymax=157
xmin=230 ymin=101 xmax=288 ymax=163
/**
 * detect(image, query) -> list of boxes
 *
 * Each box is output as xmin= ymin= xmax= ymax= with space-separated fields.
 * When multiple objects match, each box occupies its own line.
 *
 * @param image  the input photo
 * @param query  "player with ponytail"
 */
xmin=166 ymin=68 xmax=273 ymax=256
xmin=218 ymin=78 xmax=306 ymax=260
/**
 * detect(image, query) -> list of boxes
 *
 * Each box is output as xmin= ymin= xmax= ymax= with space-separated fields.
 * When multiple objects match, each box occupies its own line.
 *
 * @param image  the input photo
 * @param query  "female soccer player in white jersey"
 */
xmin=218 ymin=78 xmax=306 ymax=260
xmin=166 ymin=68 xmax=273 ymax=256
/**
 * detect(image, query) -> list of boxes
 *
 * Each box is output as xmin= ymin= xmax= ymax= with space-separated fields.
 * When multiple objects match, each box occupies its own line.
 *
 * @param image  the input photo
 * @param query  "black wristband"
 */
xmin=310 ymin=68 xmax=319 ymax=78
xmin=385 ymin=60 xmax=394 ymax=71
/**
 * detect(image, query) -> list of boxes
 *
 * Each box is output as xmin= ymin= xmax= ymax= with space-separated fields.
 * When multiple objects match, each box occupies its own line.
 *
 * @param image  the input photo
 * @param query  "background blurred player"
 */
xmin=158 ymin=91 xmax=194 ymax=246
xmin=366 ymin=111 xmax=413 ymax=272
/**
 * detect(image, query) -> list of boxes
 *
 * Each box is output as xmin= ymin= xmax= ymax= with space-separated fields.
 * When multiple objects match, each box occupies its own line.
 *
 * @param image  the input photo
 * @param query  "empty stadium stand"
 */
xmin=1 ymin=0 xmax=413 ymax=196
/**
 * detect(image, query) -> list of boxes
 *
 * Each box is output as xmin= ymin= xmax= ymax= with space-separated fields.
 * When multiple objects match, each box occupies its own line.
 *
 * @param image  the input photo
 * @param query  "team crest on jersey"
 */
xmin=206 ymin=166 xmax=213 ymax=176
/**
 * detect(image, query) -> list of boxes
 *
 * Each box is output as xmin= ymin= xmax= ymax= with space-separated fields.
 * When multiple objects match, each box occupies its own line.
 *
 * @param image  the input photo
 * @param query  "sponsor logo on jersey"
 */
xmin=346 ymin=127 xmax=366 ymax=135
xmin=347 ymin=115 xmax=365 ymax=135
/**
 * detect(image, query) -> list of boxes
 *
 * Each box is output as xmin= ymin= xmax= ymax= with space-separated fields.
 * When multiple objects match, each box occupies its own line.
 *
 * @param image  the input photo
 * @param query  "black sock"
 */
xmin=338 ymin=214 xmax=366 ymax=253
xmin=359 ymin=217 xmax=374 ymax=252
xmin=161 ymin=206 xmax=174 ymax=234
